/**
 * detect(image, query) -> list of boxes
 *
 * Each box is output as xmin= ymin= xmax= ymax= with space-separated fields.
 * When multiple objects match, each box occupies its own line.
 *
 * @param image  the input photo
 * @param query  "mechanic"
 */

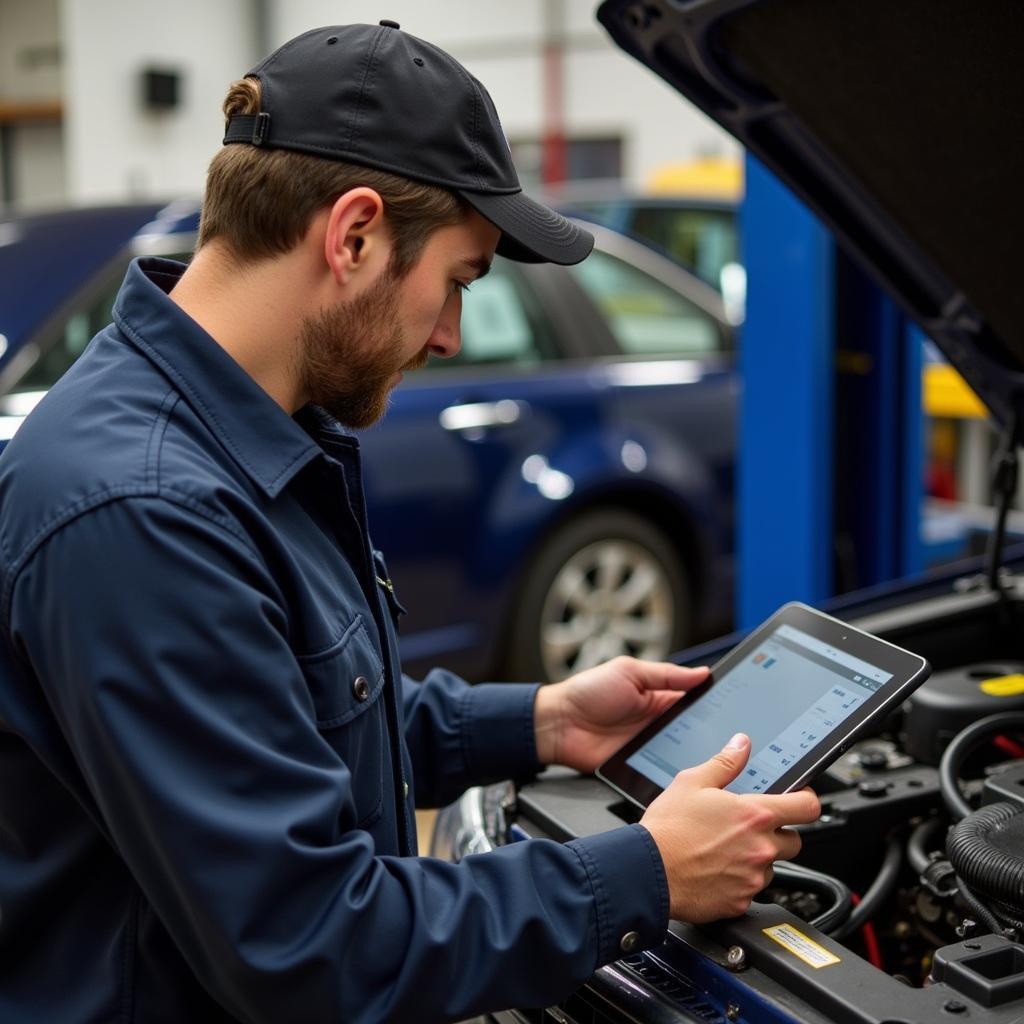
xmin=0 ymin=22 xmax=819 ymax=1024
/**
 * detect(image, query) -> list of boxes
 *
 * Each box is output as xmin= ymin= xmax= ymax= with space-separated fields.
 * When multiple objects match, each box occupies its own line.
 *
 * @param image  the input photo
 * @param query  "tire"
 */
xmin=504 ymin=508 xmax=692 ymax=682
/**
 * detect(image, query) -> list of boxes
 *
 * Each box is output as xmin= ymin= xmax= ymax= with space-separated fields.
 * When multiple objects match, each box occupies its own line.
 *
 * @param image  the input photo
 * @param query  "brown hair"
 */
xmin=198 ymin=77 xmax=468 ymax=275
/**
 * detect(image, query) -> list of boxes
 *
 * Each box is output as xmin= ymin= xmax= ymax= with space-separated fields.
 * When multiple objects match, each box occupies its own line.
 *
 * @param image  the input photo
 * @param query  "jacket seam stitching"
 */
xmin=296 ymin=612 xmax=364 ymax=664
xmin=2 ymin=491 xmax=258 ymax=629
xmin=569 ymin=840 xmax=608 ymax=968
xmin=146 ymin=388 xmax=179 ymax=491
xmin=458 ymin=686 xmax=473 ymax=780
xmin=114 ymin=305 xmax=314 ymax=494
xmin=635 ymin=823 xmax=670 ymax=928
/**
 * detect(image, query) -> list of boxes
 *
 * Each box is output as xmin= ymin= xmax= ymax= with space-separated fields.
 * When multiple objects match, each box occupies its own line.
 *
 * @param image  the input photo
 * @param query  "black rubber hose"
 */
xmin=908 ymin=816 xmax=947 ymax=876
xmin=939 ymin=712 xmax=1024 ymax=822
xmin=954 ymin=873 xmax=1008 ymax=937
xmin=948 ymin=801 xmax=1024 ymax=935
xmin=771 ymin=861 xmax=852 ymax=934
xmin=832 ymin=834 xmax=903 ymax=941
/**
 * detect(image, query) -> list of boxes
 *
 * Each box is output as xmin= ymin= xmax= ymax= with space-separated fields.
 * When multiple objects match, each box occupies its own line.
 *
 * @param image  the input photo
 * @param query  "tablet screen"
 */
xmin=625 ymin=623 xmax=893 ymax=794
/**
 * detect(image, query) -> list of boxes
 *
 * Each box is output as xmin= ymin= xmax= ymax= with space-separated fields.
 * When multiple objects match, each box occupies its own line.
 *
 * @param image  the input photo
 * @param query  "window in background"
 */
xmin=13 ymin=251 xmax=192 ymax=393
xmin=568 ymin=249 xmax=723 ymax=356
xmin=509 ymin=136 xmax=623 ymax=190
xmin=442 ymin=261 xmax=560 ymax=369
xmin=629 ymin=205 xmax=737 ymax=290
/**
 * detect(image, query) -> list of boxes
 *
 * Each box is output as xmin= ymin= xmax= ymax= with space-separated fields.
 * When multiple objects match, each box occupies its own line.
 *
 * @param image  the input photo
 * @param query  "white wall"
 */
xmin=563 ymin=47 xmax=737 ymax=186
xmin=269 ymin=1 xmax=548 ymax=53
xmin=9 ymin=121 xmax=66 ymax=206
xmin=60 ymin=0 xmax=255 ymax=202
xmin=54 ymin=0 xmax=738 ymax=204
xmin=270 ymin=0 xmax=738 ymax=189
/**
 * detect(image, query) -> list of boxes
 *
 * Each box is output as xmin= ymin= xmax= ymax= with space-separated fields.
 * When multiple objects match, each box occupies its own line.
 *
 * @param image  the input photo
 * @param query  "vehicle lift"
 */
xmin=737 ymin=153 xmax=926 ymax=628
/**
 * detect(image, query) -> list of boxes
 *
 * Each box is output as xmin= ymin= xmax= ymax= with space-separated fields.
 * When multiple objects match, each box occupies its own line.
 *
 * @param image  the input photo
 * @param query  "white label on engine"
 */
xmin=762 ymin=924 xmax=841 ymax=968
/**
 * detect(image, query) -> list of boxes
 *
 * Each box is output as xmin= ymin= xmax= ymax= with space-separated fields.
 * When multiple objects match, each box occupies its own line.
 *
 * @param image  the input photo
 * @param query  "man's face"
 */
xmin=298 ymin=209 xmax=500 ymax=428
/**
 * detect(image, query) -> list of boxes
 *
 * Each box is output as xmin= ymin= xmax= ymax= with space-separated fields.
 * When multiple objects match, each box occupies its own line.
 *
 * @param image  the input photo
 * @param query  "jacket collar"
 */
xmin=112 ymin=257 xmax=329 ymax=498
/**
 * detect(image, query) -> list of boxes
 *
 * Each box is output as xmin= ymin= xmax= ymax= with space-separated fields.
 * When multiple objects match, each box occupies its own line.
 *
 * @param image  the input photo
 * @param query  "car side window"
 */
xmin=629 ymin=206 xmax=737 ymax=290
xmin=567 ymin=248 xmax=723 ymax=356
xmin=444 ymin=260 xmax=559 ymax=368
xmin=13 ymin=275 xmax=122 ymax=393
xmin=13 ymin=251 xmax=194 ymax=394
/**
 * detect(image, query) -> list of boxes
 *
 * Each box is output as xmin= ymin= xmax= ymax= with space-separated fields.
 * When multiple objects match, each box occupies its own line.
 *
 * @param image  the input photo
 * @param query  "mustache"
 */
xmin=402 ymin=347 xmax=430 ymax=373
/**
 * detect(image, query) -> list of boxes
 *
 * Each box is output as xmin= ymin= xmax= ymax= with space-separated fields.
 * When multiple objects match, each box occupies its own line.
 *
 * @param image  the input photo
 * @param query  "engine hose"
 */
xmin=954 ymin=874 xmax=1010 ymax=937
xmin=832 ymin=834 xmax=903 ymax=941
xmin=948 ymin=801 xmax=1024 ymax=934
xmin=939 ymin=712 xmax=1024 ymax=822
xmin=771 ymin=861 xmax=852 ymax=934
xmin=908 ymin=816 xmax=947 ymax=876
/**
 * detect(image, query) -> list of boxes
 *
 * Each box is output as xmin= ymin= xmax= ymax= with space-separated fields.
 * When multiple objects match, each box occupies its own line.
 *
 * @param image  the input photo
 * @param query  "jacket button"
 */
xmin=620 ymin=931 xmax=640 ymax=953
xmin=352 ymin=676 xmax=370 ymax=701
xmin=403 ymin=781 xmax=410 ymax=798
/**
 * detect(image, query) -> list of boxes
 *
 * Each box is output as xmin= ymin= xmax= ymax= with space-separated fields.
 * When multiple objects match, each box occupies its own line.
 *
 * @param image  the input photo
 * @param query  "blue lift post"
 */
xmin=737 ymin=156 xmax=834 ymax=629
xmin=737 ymin=155 xmax=924 ymax=629
xmin=833 ymin=250 xmax=926 ymax=592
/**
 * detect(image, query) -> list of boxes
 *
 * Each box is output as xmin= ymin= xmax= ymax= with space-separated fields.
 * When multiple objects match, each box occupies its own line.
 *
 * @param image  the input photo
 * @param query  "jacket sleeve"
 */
xmin=401 ymin=668 xmax=543 ymax=807
xmin=8 ymin=496 xmax=668 ymax=1024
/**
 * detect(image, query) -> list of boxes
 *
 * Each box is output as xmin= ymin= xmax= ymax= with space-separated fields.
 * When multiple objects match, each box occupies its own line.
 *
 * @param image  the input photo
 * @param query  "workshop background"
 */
xmin=0 ymin=0 xmax=738 ymax=206
xmin=0 ymin=0 xmax=1011 ymax=676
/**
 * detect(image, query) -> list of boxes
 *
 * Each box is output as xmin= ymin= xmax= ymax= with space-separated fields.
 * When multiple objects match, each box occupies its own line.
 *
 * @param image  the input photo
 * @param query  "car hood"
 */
xmin=597 ymin=0 xmax=1023 ymax=426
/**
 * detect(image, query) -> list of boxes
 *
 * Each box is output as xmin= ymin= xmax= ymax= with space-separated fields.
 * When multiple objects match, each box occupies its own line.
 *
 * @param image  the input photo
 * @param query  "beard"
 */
xmin=297 ymin=264 xmax=428 ymax=429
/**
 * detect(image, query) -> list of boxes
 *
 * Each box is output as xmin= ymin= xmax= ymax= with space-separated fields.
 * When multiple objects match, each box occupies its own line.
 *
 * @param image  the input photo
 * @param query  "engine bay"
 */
xmin=442 ymin=573 xmax=1024 ymax=1023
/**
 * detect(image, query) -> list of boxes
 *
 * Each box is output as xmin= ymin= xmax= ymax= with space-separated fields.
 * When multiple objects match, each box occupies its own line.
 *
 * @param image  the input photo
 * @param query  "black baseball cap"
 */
xmin=223 ymin=21 xmax=593 ymax=266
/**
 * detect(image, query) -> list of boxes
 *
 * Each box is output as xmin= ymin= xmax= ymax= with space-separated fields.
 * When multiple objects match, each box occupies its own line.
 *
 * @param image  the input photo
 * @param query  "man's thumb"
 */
xmin=686 ymin=733 xmax=750 ymax=789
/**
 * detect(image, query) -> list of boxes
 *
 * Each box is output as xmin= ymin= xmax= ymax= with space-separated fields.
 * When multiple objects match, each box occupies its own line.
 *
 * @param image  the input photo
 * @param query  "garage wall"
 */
xmin=0 ymin=0 xmax=65 ymax=209
xmin=52 ymin=0 xmax=738 ymax=204
xmin=270 ymin=0 xmax=739 ymax=190
xmin=60 ymin=0 xmax=255 ymax=203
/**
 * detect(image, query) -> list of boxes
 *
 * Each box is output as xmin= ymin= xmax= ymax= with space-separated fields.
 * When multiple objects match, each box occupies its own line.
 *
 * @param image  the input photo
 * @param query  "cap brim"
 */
xmin=458 ymin=189 xmax=594 ymax=266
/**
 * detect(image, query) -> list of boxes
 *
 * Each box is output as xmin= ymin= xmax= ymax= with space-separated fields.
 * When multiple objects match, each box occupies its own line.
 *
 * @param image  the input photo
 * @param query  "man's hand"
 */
xmin=533 ymin=656 xmax=710 ymax=773
xmin=641 ymin=734 xmax=821 ymax=922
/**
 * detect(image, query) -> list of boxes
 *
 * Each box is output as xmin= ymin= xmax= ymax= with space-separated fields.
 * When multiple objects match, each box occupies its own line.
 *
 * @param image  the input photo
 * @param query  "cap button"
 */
xmin=379 ymin=19 xmax=400 ymax=29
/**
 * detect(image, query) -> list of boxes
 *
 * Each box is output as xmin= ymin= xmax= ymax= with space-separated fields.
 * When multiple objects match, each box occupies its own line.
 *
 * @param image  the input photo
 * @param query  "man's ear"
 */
xmin=323 ymin=188 xmax=386 ymax=285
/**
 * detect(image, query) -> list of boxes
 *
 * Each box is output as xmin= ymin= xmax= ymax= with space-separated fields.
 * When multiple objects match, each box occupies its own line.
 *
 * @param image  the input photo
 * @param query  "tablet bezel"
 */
xmin=596 ymin=602 xmax=931 ymax=808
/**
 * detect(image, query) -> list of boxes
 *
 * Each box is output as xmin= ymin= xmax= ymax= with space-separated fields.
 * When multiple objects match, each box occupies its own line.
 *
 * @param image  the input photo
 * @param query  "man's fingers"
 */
xmin=678 ymin=733 xmax=750 ymax=790
xmin=773 ymin=827 xmax=803 ymax=862
xmin=753 ymin=788 xmax=821 ymax=827
xmin=631 ymin=661 xmax=709 ymax=692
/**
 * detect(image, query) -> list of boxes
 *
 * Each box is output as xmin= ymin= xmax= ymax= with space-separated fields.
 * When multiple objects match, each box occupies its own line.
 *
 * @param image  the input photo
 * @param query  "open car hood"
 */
xmin=597 ymin=0 xmax=1024 ymax=427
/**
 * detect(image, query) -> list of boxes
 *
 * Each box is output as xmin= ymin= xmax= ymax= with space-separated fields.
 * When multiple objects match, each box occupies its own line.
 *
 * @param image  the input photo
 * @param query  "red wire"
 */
xmin=993 ymin=735 xmax=1024 ymax=759
xmin=851 ymin=892 xmax=884 ymax=970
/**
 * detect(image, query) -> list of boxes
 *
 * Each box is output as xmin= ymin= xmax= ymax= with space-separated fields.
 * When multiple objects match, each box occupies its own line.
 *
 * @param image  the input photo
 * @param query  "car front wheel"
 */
xmin=505 ymin=508 xmax=691 ymax=682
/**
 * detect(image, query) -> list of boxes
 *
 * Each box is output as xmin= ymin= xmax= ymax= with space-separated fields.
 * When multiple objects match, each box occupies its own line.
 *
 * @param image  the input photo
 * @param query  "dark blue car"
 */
xmin=0 ymin=201 xmax=736 ymax=681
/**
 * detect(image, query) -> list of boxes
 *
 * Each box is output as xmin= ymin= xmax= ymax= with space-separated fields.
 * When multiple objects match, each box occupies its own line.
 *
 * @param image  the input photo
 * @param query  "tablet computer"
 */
xmin=597 ymin=602 xmax=930 ymax=807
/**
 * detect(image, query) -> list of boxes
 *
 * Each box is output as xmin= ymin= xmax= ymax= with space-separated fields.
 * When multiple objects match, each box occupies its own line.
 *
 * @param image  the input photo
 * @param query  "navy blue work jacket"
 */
xmin=0 ymin=258 xmax=668 ymax=1023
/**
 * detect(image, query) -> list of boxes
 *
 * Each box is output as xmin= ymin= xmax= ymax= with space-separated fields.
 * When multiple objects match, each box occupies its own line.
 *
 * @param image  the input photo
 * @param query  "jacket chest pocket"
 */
xmin=298 ymin=615 xmax=387 ymax=829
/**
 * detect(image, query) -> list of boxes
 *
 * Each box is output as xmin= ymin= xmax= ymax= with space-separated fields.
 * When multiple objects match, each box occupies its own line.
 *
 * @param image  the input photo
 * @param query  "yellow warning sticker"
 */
xmin=763 ymin=924 xmax=841 ymax=969
xmin=980 ymin=675 xmax=1024 ymax=697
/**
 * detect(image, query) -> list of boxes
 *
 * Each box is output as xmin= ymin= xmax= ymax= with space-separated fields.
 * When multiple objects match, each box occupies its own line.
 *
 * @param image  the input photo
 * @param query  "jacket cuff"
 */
xmin=461 ymin=682 xmax=543 ymax=782
xmin=567 ymin=824 xmax=670 ymax=967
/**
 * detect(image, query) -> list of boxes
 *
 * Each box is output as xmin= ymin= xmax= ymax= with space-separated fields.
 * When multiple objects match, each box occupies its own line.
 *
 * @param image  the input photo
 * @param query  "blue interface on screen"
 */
xmin=626 ymin=624 xmax=893 ymax=794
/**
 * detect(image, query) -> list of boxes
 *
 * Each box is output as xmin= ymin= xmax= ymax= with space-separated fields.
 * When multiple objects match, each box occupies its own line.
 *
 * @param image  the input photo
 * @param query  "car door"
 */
xmin=558 ymin=229 xmax=739 ymax=632
xmin=356 ymin=257 xmax=608 ymax=680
